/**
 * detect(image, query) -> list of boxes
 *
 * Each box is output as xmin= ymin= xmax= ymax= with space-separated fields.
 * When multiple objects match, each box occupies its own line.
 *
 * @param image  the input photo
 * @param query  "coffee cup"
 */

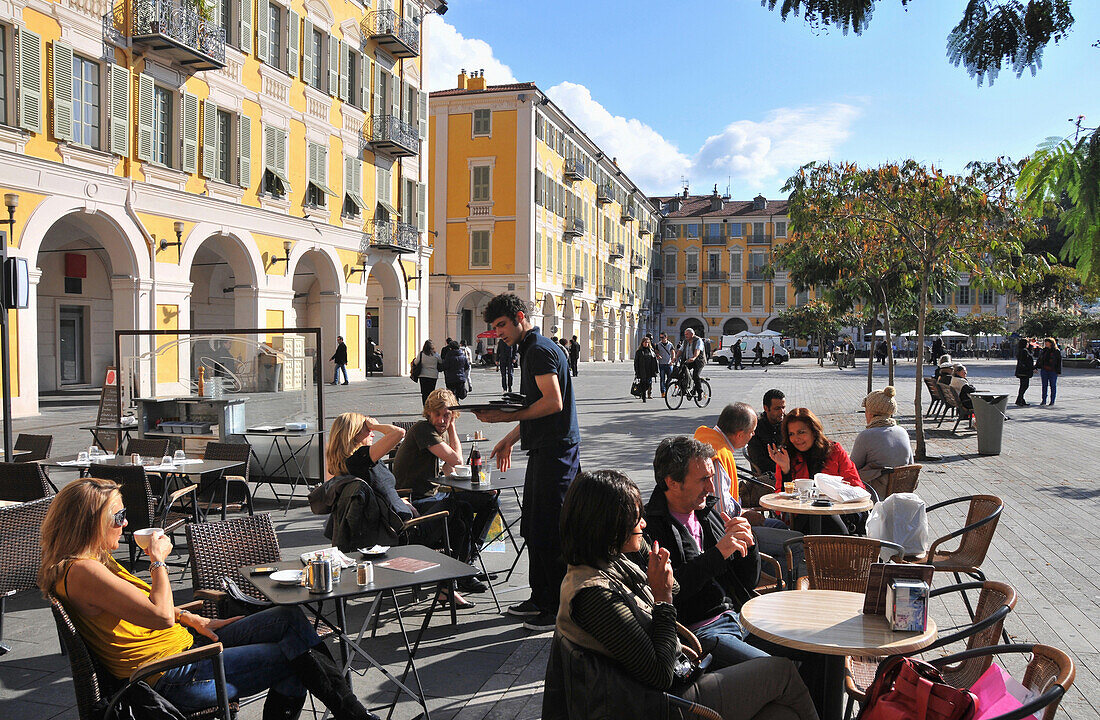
xmin=133 ymin=528 xmax=164 ymax=551
xmin=794 ymin=479 xmax=814 ymax=503
xmin=453 ymin=465 xmax=471 ymax=478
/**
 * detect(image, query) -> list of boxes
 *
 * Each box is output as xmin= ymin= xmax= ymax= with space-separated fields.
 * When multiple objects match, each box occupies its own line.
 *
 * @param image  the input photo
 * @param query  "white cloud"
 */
xmin=423 ymin=16 xmax=518 ymax=92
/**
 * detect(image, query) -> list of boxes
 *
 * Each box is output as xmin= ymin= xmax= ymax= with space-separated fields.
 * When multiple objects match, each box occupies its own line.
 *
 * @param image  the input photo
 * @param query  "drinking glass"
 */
xmin=173 ymin=450 xmax=187 ymax=463
xmin=161 ymin=455 xmax=174 ymax=468
xmin=89 ymin=445 xmax=101 ymax=460
xmin=77 ymin=451 xmax=90 ymax=464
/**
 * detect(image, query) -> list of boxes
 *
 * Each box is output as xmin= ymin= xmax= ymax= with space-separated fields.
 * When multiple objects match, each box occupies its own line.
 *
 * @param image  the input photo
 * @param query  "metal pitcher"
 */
xmin=307 ymin=558 xmax=333 ymax=594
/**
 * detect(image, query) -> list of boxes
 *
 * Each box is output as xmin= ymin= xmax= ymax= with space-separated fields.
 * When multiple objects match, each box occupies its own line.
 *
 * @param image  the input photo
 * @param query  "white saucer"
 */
xmin=270 ymin=570 xmax=301 ymax=586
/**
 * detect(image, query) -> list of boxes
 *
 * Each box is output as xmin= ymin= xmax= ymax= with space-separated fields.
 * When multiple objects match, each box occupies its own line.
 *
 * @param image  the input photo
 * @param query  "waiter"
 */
xmin=473 ymin=293 xmax=580 ymax=631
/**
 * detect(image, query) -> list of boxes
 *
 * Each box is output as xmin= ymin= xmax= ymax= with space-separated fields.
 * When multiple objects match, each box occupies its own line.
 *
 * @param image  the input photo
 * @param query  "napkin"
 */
xmin=300 ymin=547 xmax=357 ymax=569
xmin=814 ymin=473 xmax=872 ymax=503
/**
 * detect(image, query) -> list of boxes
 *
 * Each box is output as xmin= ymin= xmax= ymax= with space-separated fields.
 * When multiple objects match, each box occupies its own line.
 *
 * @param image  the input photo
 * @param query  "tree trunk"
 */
xmin=818 ymin=330 xmax=825 ymax=366
xmin=882 ymin=286 xmax=896 ymax=386
xmin=914 ymin=272 xmax=930 ymax=460
xmin=866 ymin=303 xmax=878 ymax=394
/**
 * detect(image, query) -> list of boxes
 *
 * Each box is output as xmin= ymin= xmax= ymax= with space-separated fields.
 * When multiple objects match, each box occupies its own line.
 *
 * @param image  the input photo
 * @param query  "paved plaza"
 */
xmin=2 ymin=356 xmax=1098 ymax=719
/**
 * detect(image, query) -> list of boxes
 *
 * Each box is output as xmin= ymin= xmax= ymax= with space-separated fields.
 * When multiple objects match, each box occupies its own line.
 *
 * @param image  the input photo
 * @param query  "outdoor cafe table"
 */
xmin=238 ymin=428 xmax=323 ymax=513
xmin=80 ymin=423 xmax=138 ymax=452
xmin=758 ymin=492 xmax=874 ymax=535
xmin=243 ymin=544 xmax=476 ymax=720
xmin=740 ymin=590 xmax=938 ymax=720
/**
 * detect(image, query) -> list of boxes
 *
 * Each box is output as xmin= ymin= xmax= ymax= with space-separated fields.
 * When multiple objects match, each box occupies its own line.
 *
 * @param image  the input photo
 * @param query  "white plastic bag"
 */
xmin=814 ymin=473 xmax=872 ymax=503
xmin=865 ymin=493 xmax=930 ymax=556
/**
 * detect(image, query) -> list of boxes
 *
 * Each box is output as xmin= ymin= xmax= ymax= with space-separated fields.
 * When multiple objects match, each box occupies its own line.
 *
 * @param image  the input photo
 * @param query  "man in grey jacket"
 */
xmin=655 ymin=332 xmax=675 ymax=397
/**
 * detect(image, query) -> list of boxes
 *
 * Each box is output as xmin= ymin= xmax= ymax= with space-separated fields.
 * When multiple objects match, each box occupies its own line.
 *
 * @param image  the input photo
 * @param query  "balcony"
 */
xmin=608 ymin=243 xmax=624 ymax=260
xmin=639 ymin=222 xmax=652 ymax=237
xmin=563 ymin=158 xmax=584 ymax=183
xmin=621 ymin=204 xmax=636 ymax=222
xmin=563 ymin=216 xmax=585 ymax=240
xmin=596 ymin=183 xmax=613 ymax=205
xmin=702 ymin=234 xmax=726 ymax=246
xmin=565 ymin=275 xmax=585 ymax=293
xmin=702 ymin=270 xmax=729 ymax=282
xmin=748 ymin=233 xmax=772 ymax=245
xmin=105 ymin=0 xmax=226 ymax=71
xmin=363 ymin=9 xmax=419 ymax=58
xmin=621 ymin=292 xmax=635 ymax=308
xmin=364 ymin=219 xmax=418 ymax=253
xmin=651 ymin=268 xmax=663 ymax=281
xmin=367 ymin=114 xmax=418 ymax=158
xmin=630 ymin=253 xmax=644 ymax=271
xmin=746 ymin=268 xmax=770 ymax=280
xmin=597 ymin=286 xmax=613 ymax=301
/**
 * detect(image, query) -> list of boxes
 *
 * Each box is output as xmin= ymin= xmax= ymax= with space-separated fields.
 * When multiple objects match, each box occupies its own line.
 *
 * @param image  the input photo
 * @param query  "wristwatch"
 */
xmin=149 ymin=561 xmax=168 ymax=573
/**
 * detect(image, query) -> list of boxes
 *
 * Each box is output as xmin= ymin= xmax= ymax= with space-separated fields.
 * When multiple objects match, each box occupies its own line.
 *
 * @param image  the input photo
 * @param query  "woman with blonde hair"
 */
xmin=850 ymin=386 xmax=914 ymax=492
xmin=324 ymin=412 xmax=405 ymax=480
xmin=39 ymin=477 xmax=378 ymax=719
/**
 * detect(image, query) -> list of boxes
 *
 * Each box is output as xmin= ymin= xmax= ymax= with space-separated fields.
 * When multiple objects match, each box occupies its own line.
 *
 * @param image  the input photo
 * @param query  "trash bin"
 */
xmin=971 ymin=393 xmax=1008 ymax=455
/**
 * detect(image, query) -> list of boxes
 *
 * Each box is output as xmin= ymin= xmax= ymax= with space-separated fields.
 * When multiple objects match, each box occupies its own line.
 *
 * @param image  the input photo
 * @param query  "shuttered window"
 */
xmin=470 ymin=230 xmax=490 ymax=268
xmin=238 ymin=114 xmax=251 ymax=187
xmin=201 ymin=98 xmax=217 ymax=178
xmin=472 ymin=108 xmax=490 ymax=136
xmin=286 ymin=10 xmax=298 ymax=77
xmin=306 ymin=140 xmax=334 ymax=203
xmin=327 ymin=34 xmax=338 ymax=95
xmin=471 ymin=165 xmax=490 ymax=202
xmin=301 ymin=20 xmax=313 ymax=85
xmin=267 ymin=3 xmax=281 ymax=69
xmin=416 ymin=182 xmax=427 ymax=233
xmin=310 ymin=29 xmax=323 ymax=91
xmin=107 ymin=64 xmax=128 ymax=156
xmin=152 ymin=85 xmax=172 ymax=166
xmin=343 ymin=154 xmax=364 ymax=216
xmin=263 ymin=125 xmax=289 ymax=195
xmin=418 ymin=90 xmax=428 ymax=140
xmin=338 ymin=41 xmax=349 ymax=101
xmin=181 ymin=91 xmax=199 ymax=172
xmin=238 ymin=0 xmax=252 ymax=53
xmin=50 ymin=41 xmax=74 ymax=142
xmin=0 ymin=29 xmax=7 ymax=125
xmin=16 ymin=28 xmax=42 ymax=133
xmin=216 ymin=109 xmax=231 ymax=183
xmin=71 ymin=55 xmax=99 ymax=148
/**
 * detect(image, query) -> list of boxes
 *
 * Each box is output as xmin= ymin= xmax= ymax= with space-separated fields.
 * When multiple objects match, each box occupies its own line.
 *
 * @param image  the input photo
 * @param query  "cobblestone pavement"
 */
xmin=2 ymin=356 xmax=1098 ymax=718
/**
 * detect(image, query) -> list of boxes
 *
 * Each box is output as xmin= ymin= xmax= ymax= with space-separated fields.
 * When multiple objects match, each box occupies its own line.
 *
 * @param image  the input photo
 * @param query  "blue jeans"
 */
xmin=692 ymin=610 xmax=769 ymax=669
xmin=658 ymin=364 xmax=671 ymax=393
xmin=156 ymin=605 xmax=321 ymax=712
xmin=1040 ymin=369 xmax=1058 ymax=403
xmin=332 ymin=364 xmax=348 ymax=384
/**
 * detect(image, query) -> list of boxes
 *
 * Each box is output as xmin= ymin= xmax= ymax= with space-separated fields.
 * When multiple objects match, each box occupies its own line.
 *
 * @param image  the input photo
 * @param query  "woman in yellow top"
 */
xmin=39 ymin=477 xmax=378 ymax=720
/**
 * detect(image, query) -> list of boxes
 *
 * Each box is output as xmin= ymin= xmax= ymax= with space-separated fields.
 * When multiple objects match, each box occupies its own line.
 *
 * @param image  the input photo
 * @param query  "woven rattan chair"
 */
xmin=201 ymin=442 xmax=253 ymax=520
xmin=185 ymin=514 xmax=282 ymax=618
xmin=124 ymin=437 xmax=171 ymax=459
xmin=0 ymin=495 xmax=52 ymax=655
xmin=756 ymin=552 xmax=785 ymax=593
xmin=843 ymin=580 xmax=1017 ymax=719
xmin=13 ymin=433 xmax=52 ymax=462
xmin=49 ymin=594 xmax=234 ymax=720
xmin=931 ymin=644 xmax=1075 ymax=720
xmin=784 ymin=535 xmax=904 ymax=591
xmin=0 ymin=461 xmax=53 ymax=502
xmin=867 ymin=463 xmax=922 ymax=502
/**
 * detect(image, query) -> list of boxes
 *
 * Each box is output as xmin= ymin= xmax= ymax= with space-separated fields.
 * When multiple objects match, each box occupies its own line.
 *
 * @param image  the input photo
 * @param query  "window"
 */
xmin=685 ymin=252 xmax=698 ymax=275
xmin=704 ymin=224 xmax=722 ymax=240
xmin=470 ymin=230 xmax=491 ymax=267
xmin=796 ymin=289 xmax=809 ymax=306
xmin=728 ymin=222 xmax=742 ymax=237
xmin=664 ymin=286 xmax=676 ymax=307
xmin=310 ymin=29 xmax=323 ymax=91
xmin=707 ymin=252 xmax=720 ymax=273
xmin=471 ymin=165 xmax=490 ymax=201
xmin=0 ymin=28 xmax=6 ymax=125
xmin=262 ymin=125 xmax=289 ymax=197
xmin=729 ymin=284 xmax=741 ymax=310
xmin=347 ymin=48 xmax=357 ymax=106
xmin=774 ymin=284 xmax=786 ymax=307
xmin=473 ymin=108 xmax=491 ymax=136
xmin=218 ymin=0 xmax=233 ymax=45
xmin=685 ymin=287 xmax=700 ymax=306
xmin=751 ymin=284 xmax=764 ymax=308
xmin=71 ymin=55 xmax=100 ymax=149
xmin=216 ymin=109 xmax=231 ymax=183
xmin=729 ymin=250 xmax=742 ymax=275
xmin=152 ymin=85 xmax=172 ymax=166
xmin=979 ymin=288 xmax=995 ymax=306
xmin=686 ymin=223 xmax=699 ymax=239
xmin=749 ymin=251 xmax=766 ymax=275
xmin=775 ymin=221 xmax=787 ymax=237
xmin=956 ymin=285 xmax=971 ymax=306
xmin=753 ymin=222 xmax=765 ymax=238
xmin=268 ymin=4 xmax=281 ymax=71
xmin=707 ymin=285 xmax=720 ymax=308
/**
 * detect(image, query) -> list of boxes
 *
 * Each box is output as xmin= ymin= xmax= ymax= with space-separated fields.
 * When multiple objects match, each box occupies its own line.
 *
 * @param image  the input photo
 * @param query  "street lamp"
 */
xmin=1 ymin=193 xmax=18 ymax=462
xmin=269 ymin=240 xmax=292 ymax=268
xmin=158 ymin=220 xmax=185 ymax=253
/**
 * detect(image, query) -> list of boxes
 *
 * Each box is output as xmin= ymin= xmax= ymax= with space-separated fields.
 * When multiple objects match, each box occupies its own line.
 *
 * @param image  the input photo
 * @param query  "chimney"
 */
xmin=682 ymin=185 xmax=689 ymax=199
xmin=468 ymin=69 xmax=487 ymax=91
xmin=709 ymin=184 xmax=722 ymax=211
xmin=457 ymin=69 xmax=468 ymax=89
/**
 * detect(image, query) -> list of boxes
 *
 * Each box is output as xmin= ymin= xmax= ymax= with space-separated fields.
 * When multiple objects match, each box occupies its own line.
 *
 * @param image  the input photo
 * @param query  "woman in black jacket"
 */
xmin=1038 ymin=337 xmax=1063 ymax=406
xmin=633 ymin=337 xmax=659 ymax=401
xmin=1014 ymin=338 xmax=1034 ymax=406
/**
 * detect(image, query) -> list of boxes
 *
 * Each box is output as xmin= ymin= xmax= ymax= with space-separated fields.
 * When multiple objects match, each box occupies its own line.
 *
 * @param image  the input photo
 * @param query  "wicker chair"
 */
xmin=0 ymin=496 xmax=52 ymax=655
xmin=843 ymin=580 xmax=1017 ymax=719
xmin=784 ymin=535 xmax=904 ymax=591
xmin=201 ymin=441 xmax=253 ymax=520
xmin=756 ymin=552 xmax=785 ymax=593
xmin=185 ymin=514 xmax=282 ymax=618
xmin=13 ymin=433 xmax=53 ymax=462
xmin=0 ymin=461 xmax=53 ymax=502
xmin=49 ymin=594 xmax=234 ymax=720
xmin=124 ymin=437 xmax=171 ymax=459
xmin=867 ymin=463 xmax=922 ymax=502
xmin=931 ymin=644 xmax=1075 ymax=720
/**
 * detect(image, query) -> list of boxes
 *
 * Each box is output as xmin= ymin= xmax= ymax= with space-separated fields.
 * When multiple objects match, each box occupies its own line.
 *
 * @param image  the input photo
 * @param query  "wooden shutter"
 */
xmin=263 ymin=125 xmax=276 ymax=172
xmin=327 ymin=35 xmax=338 ymax=96
xmin=389 ymin=71 xmax=399 ymax=120
xmin=201 ymin=99 xmax=217 ymax=178
xmin=416 ymin=182 xmax=427 ymax=233
xmin=418 ymin=90 xmax=428 ymax=140
xmin=401 ymin=80 xmax=411 ymax=125
xmin=360 ymin=55 xmax=370 ymax=112
xmin=306 ymin=141 xmax=318 ymax=184
xmin=278 ymin=129 xmax=288 ymax=178
xmin=338 ymin=41 xmax=349 ymax=101
xmin=343 ymin=154 xmax=352 ymax=202
xmin=238 ymin=114 xmax=251 ymax=187
xmin=255 ymin=0 xmax=269 ymax=63
xmin=51 ymin=41 xmax=74 ymax=142
xmin=372 ymin=62 xmax=381 ymax=117
xmin=301 ymin=20 xmax=313 ymax=86
xmin=181 ymin=91 xmax=199 ymax=173
xmin=287 ymin=10 xmax=299 ymax=78
xmin=136 ymin=73 xmax=154 ymax=162
xmin=238 ymin=0 xmax=252 ymax=53
xmin=16 ymin=29 xmax=43 ymax=133
xmin=108 ymin=65 xmax=129 ymax=156
xmin=375 ymin=166 xmax=384 ymax=210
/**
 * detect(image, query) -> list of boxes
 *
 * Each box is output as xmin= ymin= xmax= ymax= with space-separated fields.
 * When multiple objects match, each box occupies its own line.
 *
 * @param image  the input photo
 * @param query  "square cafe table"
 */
xmin=436 ymin=467 xmax=527 ymax=583
xmin=239 ymin=428 xmax=323 ymax=513
xmin=740 ymin=589 xmax=938 ymax=720
xmin=243 ymin=544 xmax=476 ymax=720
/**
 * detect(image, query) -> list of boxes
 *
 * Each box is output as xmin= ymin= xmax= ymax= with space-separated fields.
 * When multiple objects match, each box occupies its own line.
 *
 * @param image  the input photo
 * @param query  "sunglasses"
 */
xmin=110 ymin=507 xmax=127 ymax=527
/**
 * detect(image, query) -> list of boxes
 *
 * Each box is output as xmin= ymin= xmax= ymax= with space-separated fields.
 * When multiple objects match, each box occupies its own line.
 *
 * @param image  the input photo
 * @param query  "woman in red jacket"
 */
xmin=768 ymin=407 xmax=867 ymax=535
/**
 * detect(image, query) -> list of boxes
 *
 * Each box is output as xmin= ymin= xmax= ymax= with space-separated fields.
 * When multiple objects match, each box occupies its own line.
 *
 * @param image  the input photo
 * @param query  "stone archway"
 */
xmin=456 ymin=290 xmax=494 ymax=346
xmin=765 ymin=318 xmax=788 ymax=334
xmin=540 ymin=294 xmax=559 ymax=338
xmin=679 ymin=317 xmax=705 ymax=341
xmin=364 ymin=258 xmax=406 ymax=376
xmin=184 ymin=233 xmax=261 ymax=331
xmin=723 ymin=317 xmax=749 ymax=335
xmin=607 ymin=308 xmax=618 ymax=362
xmin=561 ymin=297 xmax=576 ymax=342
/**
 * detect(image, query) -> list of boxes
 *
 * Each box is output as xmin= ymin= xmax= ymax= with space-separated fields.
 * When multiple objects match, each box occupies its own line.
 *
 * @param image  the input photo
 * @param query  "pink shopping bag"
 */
xmin=970 ymin=662 xmax=1040 ymax=720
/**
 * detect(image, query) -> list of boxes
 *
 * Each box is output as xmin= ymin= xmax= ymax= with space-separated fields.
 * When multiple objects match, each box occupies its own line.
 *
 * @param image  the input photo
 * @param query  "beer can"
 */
xmin=357 ymin=561 xmax=374 ymax=586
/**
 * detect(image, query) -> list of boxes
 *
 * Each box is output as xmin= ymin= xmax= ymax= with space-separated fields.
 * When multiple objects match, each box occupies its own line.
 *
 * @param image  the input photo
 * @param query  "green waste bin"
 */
xmin=971 ymin=393 xmax=1008 ymax=455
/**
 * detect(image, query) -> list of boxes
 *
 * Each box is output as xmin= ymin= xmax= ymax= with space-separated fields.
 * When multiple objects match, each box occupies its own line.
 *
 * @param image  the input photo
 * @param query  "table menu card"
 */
xmin=377 ymin=557 xmax=440 ymax=573
xmin=863 ymin=562 xmax=934 ymax=615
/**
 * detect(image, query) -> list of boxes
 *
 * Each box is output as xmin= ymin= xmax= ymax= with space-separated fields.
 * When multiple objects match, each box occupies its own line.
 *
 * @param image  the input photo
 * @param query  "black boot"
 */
xmin=263 ymin=690 xmax=307 ymax=720
xmin=290 ymin=647 xmax=379 ymax=720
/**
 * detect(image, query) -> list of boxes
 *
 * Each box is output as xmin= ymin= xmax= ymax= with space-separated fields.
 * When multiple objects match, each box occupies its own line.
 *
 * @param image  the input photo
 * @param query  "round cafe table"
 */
xmin=759 ymin=492 xmax=874 ymax=535
xmin=741 ymin=590 xmax=938 ymax=720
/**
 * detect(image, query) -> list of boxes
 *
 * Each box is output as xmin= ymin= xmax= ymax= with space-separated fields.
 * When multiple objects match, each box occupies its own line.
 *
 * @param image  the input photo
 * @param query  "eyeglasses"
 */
xmin=110 ymin=507 xmax=127 ymax=527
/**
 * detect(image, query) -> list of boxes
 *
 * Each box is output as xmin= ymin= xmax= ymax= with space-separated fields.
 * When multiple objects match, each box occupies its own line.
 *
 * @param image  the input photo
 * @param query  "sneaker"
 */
xmin=522 ymin=612 xmax=556 ymax=631
xmin=457 ymin=576 xmax=487 ymax=593
xmin=506 ymin=599 xmax=541 ymax=617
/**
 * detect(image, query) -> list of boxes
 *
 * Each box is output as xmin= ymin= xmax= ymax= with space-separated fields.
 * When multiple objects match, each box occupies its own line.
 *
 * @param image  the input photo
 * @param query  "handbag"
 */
xmin=410 ymin=354 xmax=422 ymax=382
xmin=858 ymin=656 xmax=977 ymax=720
xmin=630 ymin=378 xmax=643 ymax=398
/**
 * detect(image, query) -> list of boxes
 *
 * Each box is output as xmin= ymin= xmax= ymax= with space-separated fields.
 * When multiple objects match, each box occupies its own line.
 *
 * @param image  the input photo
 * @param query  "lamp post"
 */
xmin=1 ymin=193 xmax=18 ymax=462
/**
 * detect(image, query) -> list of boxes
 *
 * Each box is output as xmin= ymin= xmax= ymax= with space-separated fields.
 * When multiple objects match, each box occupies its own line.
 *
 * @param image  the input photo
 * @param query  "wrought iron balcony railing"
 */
xmin=608 ymin=243 xmax=624 ymax=260
xmin=639 ymin=222 xmax=652 ymax=237
xmin=630 ymin=253 xmax=644 ymax=270
xmin=563 ymin=216 xmax=584 ymax=239
xmin=621 ymin=292 xmax=635 ymax=308
xmin=596 ymin=183 xmax=613 ymax=204
xmin=597 ymin=286 xmax=614 ymax=300
xmin=748 ymin=233 xmax=772 ymax=245
xmin=367 ymin=114 xmax=418 ymax=158
xmin=620 ymin=204 xmax=636 ymax=221
xmin=702 ymin=270 xmax=729 ymax=282
xmin=563 ymin=158 xmax=584 ymax=183
xmin=746 ymin=268 xmax=770 ymax=280
xmin=565 ymin=276 xmax=584 ymax=293
xmin=105 ymin=0 xmax=226 ymax=71
xmin=363 ymin=9 xmax=419 ymax=58
xmin=365 ymin=219 xmax=418 ymax=253
xmin=702 ymin=234 xmax=726 ymax=246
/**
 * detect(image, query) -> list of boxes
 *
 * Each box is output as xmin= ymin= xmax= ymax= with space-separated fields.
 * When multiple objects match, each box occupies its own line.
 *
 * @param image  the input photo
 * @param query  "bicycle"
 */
xmin=663 ymin=362 xmax=712 ymax=409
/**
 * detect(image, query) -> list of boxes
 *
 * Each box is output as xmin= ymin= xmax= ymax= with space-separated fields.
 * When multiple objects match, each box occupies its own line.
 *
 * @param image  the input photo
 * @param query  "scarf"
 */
xmin=866 ymin=415 xmax=896 ymax=429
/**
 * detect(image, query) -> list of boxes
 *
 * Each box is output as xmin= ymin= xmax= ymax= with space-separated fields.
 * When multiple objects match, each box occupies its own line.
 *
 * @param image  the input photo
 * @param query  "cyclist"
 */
xmin=676 ymin=327 xmax=706 ymax=398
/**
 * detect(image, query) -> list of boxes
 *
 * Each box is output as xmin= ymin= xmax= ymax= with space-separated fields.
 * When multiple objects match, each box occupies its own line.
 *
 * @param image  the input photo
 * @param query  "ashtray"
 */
xmin=811 ymin=498 xmax=833 ymax=507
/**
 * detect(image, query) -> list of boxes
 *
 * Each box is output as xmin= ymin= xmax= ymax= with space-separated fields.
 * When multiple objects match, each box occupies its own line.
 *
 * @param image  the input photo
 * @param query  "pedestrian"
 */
xmin=443 ymin=339 xmax=470 ymax=400
xmin=844 ymin=338 xmax=855 ymax=368
xmin=931 ymin=336 xmax=945 ymax=363
xmin=497 ymin=336 xmax=515 ymax=392
xmin=412 ymin=340 xmax=443 ymax=405
xmin=732 ymin=340 xmax=743 ymax=370
xmin=475 ymin=338 xmax=485 ymax=365
xmin=568 ymin=335 xmax=580 ymax=377
xmin=330 ymin=335 xmax=349 ymax=385
xmin=753 ymin=341 xmax=764 ymax=367
xmin=473 ymin=293 xmax=580 ymax=631
xmin=1038 ymin=337 xmax=1062 ymax=406
xmin=460 ymin=340 xmax=474 ymax=393
xmin=655 ymin=332 xmax=674 ymax=396
xmin=364 ymin=337 xmax=377 ymax=377
xmin=632 ymin=336 xmax=658 ymax=402
xmin=441 ymin=337 xmax=454 ymax=362
xmin=1014 ymin=338 xmax=1034 ymax=407
xmin=678 ymin=328 xmax=706 ymax=398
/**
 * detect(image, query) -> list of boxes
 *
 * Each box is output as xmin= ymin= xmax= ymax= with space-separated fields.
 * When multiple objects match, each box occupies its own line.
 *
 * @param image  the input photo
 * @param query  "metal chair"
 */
xmin=0 ymin=496 xmax=52 ymax=655
xmin=867 ymin=463 xmax=922 ymax=502
xmin=13 ymin=433 xmax=52 ymax=462
xmin=756 ymin=552 xmax=785 ymax=593
xmin=923 ymin=377 xmax=943 ymax=417
xmin=50 ymin=594 xmax=234 ymax=720
xmin=784 ymin=535 xmax=904 ymax=591
xmin=124 ymin=437 xmax=171 ymax=459
xmin=931 ymin=644 xmax=1075 ymax=720
xmin=201 ymin=441 xmax=254 ymax=520
xmin=0 ymin=461 xmax=53 ymax=501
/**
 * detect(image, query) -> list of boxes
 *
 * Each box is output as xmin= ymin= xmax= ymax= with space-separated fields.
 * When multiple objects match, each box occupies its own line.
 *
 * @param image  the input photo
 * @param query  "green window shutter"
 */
xmin=201 ymin=99 xmax=217 ymax=178
xmin=255 ymin=0 xmax=269 ymax=62
xmin=51 ymin=41 xmax=74 ymax=142
xmin=418 ymin=90 xmax=428 ymax=140
xmin=416 ymin=182 xmax=427 ymax=233
xmin=338 ymin=41 xmax=349 ymax=101
xmin=287 ymin=10 xmax=299 ymax=78
xmin=354 ymin=157 xmax=362 ymax=197
xmin=372 ymin=62 xmax=381 ymax=118
xmin=17 ymin=29 xmax=43 ymax=133
xmin=360 ymin=55 xmax=370 ymax=112
xmin=238 ymin=114 xmax=251 ymax=187
xmin=238 ymin=0 xmax=252 ymax=53
xmin=181 ymin=91 xmax=199 ymax=173
xmin=108 ymin=65 xmax=129 ymax=156
xmin=136 ymin=73 xmax=154 ymax=162
xmin=263 ymin=125 xmax=276 ymax=171
xmin=279 ymin=129 xmax=288 ymax=178
xmin=375 ymin=166 xmax=384 ymax=213
xmin=301 ymin=21 xmax=313 ymax=86
xmin=327 ymin=35 xmax=338 ymax=96
xmin=306 ymin=141 xmax=317 ymax=184
xmin=343 ymin=154 xmax=351 ymax=199
xmin=389 ymin=71 xmax=399 ymax=120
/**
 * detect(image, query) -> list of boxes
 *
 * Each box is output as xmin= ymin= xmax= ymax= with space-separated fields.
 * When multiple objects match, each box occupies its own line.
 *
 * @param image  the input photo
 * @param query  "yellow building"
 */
xmin=0 ymin=0 xmax=443 ymax=416
xmin=428 ymin=71 xmax=659 ymax=362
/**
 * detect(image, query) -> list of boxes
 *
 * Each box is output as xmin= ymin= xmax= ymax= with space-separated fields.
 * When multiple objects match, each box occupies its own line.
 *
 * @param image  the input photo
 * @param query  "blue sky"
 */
xmin=425 ymin=1 xmax=1100 ymax=198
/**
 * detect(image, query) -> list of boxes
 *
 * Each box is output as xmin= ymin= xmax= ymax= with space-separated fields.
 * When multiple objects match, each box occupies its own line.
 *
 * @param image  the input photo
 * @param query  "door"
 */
xmin=59 ymin=306 xmax=86 ymax=385
xmin=460 ymin=309 xmax=473 ymax=346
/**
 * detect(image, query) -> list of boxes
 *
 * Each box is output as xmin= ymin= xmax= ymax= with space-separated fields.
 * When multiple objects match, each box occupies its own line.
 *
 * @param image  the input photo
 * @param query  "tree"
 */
xmin=1014 ymin=262 xmax=1089 ymax=308
xmin=776 ymin=301 xmax=843 ymax=366
xmin=1020 ymin=307 xmax=1081 ymax=338
xmin=761 ymin=0 xmax=1079 ymax=85
xmin=782 ymin=159 xmax=1035 ymax=459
